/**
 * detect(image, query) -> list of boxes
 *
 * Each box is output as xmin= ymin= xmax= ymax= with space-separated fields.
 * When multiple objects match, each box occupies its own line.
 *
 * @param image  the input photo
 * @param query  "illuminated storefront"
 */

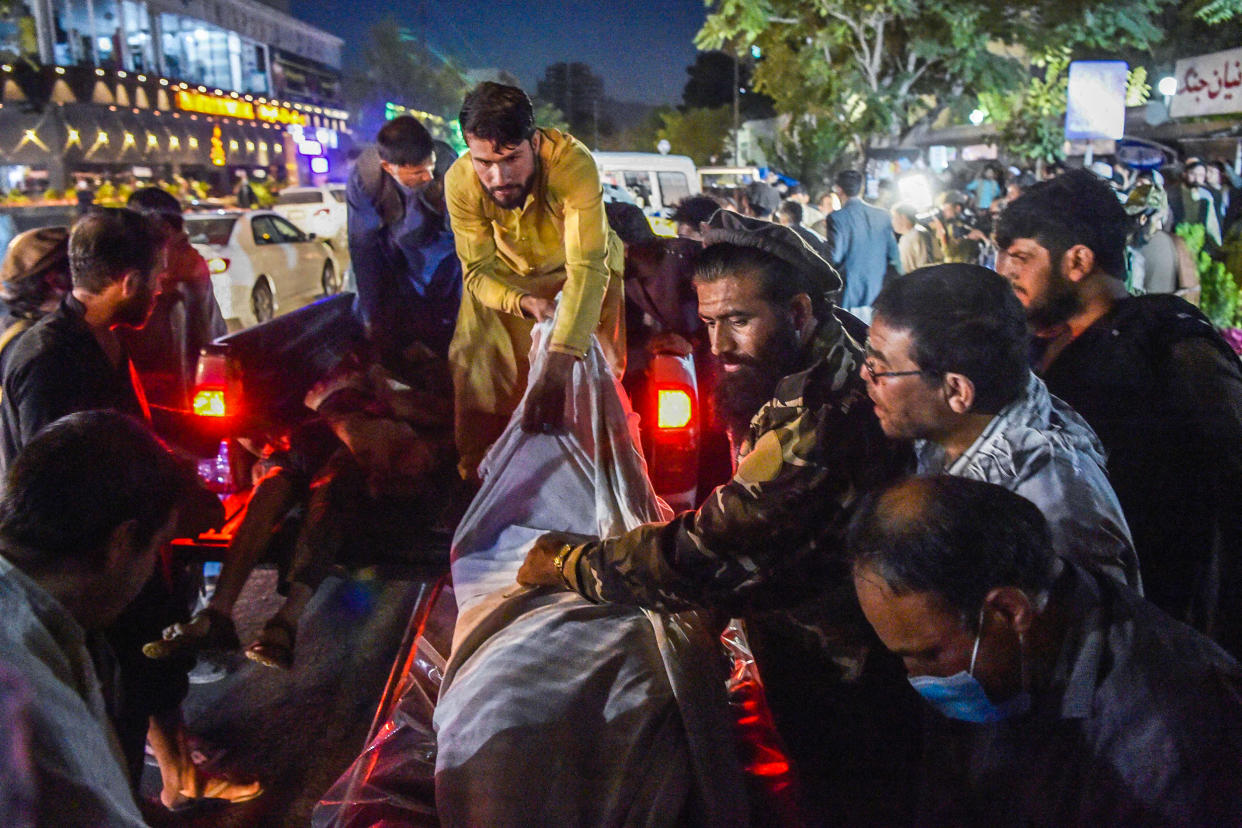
xmin=2 ymin=0 xmax=345 ymax=188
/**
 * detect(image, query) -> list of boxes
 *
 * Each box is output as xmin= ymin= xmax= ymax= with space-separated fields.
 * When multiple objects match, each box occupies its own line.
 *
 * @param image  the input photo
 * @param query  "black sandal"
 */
xmin=244 ymin=617 xmax=297 ymax=670
xmin=143 ymin=607 xmax=240 ymax=660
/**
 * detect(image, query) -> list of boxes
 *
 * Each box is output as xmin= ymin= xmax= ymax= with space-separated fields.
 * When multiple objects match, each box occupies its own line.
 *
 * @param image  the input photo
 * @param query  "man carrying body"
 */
xmin=996 ymin=169 xmax=1242 ymax=657
xmin=862 ymin=264 xmax=1139 ymax=588
xmin=826 ymin=169 xmax=901 ymax=322
xmin=851 ymin=475 xmax=1242 ymax=826
xmin=347 ymin=115 xmax=461 ymax=359
xmin=445 ymin=82 xmax=624 ymax=478
xmin=0 ymin=411 xmax=197 ymax=826
xmin=520 ymin=210 xmax=919 ymax=822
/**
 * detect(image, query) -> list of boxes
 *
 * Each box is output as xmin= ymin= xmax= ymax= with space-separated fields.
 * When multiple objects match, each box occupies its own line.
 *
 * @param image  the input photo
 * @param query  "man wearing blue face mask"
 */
xmin=851 ymin=475 xmax=1242 ymax=827
xmin=347 ymin=116 xmax=461 ymax=359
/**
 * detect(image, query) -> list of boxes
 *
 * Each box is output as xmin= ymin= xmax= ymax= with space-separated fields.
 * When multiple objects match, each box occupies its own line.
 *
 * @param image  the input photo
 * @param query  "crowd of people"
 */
xmin=1 ymin=77 xmax=1242 ymax=826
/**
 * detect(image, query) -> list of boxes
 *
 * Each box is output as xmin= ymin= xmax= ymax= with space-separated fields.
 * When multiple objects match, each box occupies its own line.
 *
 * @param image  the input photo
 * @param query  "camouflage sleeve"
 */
xmin=565 ymin=394 xmax=887 ymax=615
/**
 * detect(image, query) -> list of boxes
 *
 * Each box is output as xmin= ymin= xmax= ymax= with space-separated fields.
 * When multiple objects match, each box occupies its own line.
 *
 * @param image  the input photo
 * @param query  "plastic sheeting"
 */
xmin=434 ymin=319 xmax=746 ymax=826
xmin=314 ymin=319 xmax=749 ymax=826
xmin=311 ymin=576 xmax=452 ymax=828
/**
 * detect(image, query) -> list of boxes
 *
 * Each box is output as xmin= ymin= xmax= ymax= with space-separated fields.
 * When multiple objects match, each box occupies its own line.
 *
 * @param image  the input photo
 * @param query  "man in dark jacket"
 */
xmin=853 ymin=475 xmax=1242 ymax=827
xmin=996 ymin=169 xmax=1242 ymax=658
xmin=346 ymin=115 xmax=461 ymax=359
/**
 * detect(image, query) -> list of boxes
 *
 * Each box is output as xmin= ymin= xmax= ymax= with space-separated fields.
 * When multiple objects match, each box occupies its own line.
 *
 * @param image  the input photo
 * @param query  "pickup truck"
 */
xmin=180 ymin=284 xmax=712 ymax=524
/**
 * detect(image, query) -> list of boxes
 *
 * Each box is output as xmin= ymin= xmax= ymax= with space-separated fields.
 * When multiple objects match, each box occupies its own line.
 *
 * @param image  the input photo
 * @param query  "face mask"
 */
xmin=907 ymin=610 xmax=1030 ymax=723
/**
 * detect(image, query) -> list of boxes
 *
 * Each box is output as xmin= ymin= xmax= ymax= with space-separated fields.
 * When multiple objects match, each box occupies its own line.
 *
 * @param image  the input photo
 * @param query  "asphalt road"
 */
xmin=139 ymin=565 xmax=444 ymax=827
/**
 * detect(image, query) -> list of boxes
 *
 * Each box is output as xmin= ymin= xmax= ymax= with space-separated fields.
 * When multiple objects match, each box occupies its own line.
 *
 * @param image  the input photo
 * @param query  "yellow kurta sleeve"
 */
xmin=545 ymin=142 xmax=611 ymax=358
xmin=445 ymin=159 xmax=529 ymax=318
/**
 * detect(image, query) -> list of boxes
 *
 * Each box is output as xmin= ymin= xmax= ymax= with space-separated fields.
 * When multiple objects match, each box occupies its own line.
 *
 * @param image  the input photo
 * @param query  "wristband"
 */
xmin=552 ymin=543 xmax=576 ymax=590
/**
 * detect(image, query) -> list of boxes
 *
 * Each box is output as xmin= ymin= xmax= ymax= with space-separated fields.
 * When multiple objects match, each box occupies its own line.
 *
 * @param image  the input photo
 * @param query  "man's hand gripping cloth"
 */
xmin=435 ymin=317 xmax=746 ymax=826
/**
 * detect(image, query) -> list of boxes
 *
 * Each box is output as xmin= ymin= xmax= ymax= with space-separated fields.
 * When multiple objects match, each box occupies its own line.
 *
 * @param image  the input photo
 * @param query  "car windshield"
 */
xmin=329 ymin=187 xmax=346 ymax=203
xmin=277 ymin=191 xmax=324 ymax=205
xmin=185 ymin=216 xmax=238 ymax=246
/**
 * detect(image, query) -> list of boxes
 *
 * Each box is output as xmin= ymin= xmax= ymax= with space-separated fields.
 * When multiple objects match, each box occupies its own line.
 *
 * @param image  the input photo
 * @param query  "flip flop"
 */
xmin=163 ymin=776 xmax=264 ymax=812
xmin=244 ymin=617 xmax=297 ymax=670
xmin=143 ymin=607 xmax=240 ymax=660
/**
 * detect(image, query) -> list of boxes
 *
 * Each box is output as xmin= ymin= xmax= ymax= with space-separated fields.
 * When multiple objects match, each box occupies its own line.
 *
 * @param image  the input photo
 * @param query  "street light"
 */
xmin=1157 ymin=76 xmax=1178 ymax=97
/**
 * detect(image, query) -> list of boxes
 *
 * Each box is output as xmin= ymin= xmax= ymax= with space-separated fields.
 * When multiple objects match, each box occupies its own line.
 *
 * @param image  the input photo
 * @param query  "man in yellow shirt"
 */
xmin=445 ymin=83 xmax=624 ymax=478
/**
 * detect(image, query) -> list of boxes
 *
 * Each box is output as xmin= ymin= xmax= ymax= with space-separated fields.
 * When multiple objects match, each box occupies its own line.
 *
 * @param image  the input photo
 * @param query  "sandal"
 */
xmin=163 ymin=774 xmax=264 ymax=811
xmin=245 ymin=617 xmax=297 ymax=670
xmin=143 ymin=607 xmax=240 ymax=660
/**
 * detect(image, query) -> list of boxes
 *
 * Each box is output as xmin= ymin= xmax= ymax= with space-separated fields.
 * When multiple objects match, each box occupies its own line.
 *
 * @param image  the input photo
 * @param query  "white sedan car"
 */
xmin=186 ymin=210 xmax=344 ymax=330
xmin=271 ymin=184 xmax=348 ymax=247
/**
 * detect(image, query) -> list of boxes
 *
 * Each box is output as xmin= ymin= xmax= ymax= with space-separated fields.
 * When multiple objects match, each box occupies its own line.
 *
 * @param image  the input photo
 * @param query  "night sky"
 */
xmin=292 ymin=0 xmax=710 ymax=105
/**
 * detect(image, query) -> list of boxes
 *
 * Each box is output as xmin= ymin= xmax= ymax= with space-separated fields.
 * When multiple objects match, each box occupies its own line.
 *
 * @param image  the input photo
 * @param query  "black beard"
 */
xmin=711 ymin=323 xmax=802 ymax=446
xmin=486 ymin=170 xmax=536 ymax=209
xmin=1026 ymin=259 xmax=1083 ymax=331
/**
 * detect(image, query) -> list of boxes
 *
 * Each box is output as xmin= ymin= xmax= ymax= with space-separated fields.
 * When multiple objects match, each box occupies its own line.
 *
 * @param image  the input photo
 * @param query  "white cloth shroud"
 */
xmin=434 ymin=318 xmax=746 ymax=826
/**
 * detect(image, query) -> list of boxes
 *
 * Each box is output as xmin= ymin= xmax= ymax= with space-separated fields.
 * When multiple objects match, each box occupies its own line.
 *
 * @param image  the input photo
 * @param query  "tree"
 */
xmin=681 ymin=50 xmax=775 ymax=120
xmin=536 ymin=62 xmax=613 ymax=143
xmin=696 ymin=0 xmax=1173 ymax=156
xmin=598 ymin=107 xmax=667 ymax=153
xmin=760 ymin=116 xmax=854 ymax=193
xmin=982 ymin=52 xmax=1149 ymax=170
xmin=656 ymin=106 xmax=734 ymax=166
xmin=345 ymin=19 xmax=468 ymax=139
xmin=1195 ymin=0 xmax=1241 ymax=22
xmin=533 ymin=101 xmax=570 ymax=132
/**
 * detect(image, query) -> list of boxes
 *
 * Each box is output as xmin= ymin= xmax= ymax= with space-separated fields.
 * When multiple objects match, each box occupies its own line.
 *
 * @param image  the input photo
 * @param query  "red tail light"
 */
xmin=192 ymin=386 xmax=228 ymax=417
xmin=191 ymin=346 xmax=236 ymax=420
xmin=657 ymin=387 xmax=694 ymax=430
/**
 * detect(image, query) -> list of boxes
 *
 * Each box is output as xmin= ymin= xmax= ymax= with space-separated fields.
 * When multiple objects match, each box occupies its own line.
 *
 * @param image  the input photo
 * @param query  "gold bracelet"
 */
xmin=552 ymin=543 xmax=575 ymax=590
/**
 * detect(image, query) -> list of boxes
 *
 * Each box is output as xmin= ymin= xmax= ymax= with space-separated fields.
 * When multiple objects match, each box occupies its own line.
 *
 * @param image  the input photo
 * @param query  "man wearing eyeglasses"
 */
xmin=519 ymin=210 xmax=920 ymax=823
xmin=862 ymin=263 xmax=1140 ymax=590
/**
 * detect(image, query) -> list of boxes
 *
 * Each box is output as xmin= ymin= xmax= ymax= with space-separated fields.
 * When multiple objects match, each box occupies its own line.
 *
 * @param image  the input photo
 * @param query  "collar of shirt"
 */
xmin=1043 ymin=560 xmax=1107 ymax=720
xmin=0 ymin=552 xmax=95 ymax=698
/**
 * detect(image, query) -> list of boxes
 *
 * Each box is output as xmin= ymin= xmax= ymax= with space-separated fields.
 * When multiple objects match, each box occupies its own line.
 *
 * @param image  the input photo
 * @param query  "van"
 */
xmin=697 ymin=166 xmax=766 ymax=190
xmin=593 ymin=152 xmax=700 ymax=235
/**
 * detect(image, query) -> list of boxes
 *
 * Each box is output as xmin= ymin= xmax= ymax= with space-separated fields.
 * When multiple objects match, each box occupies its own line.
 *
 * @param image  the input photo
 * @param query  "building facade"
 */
xmin=0 ymin=0 xmax=345 ymax=194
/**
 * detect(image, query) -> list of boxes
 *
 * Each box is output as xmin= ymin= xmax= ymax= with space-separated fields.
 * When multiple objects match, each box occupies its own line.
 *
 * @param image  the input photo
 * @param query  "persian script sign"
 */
xmin=1169 ymin=47 xmax=1242 ymax=118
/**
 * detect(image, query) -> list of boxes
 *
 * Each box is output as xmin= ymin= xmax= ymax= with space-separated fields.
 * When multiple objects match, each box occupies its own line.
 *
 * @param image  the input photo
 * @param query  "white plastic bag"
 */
xmin=435 ymin=319 xmax=746 ymax=827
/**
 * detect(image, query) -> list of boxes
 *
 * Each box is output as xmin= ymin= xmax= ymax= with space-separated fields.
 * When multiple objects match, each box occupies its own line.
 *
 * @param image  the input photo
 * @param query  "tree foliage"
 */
xmin=536 ymin=62 xmax=612 ymax=142
xmin=533 ymin=100 xmax=570 ymax=132
xmin=656 ymin=106 xmax=734 ymax=166
xmin=696 ymin=0 xmax=1172 ymax=156
xmin=981 ymin=53 xmax=1151 ymax=168
xmin=598 ymin=107 xmax=667 ymax=153
xmin=759 ymin=116 xmax=854 ymax=192
xmin=681 ymin=50 xmax=775 ymax=119
xmin=1195 ymin=0 xmax=1241 ymax=22
xmin=346 ymin=19 xmax=468 ymax=138
xmin=1178 ymin=222 xmax=1240 ymax=328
